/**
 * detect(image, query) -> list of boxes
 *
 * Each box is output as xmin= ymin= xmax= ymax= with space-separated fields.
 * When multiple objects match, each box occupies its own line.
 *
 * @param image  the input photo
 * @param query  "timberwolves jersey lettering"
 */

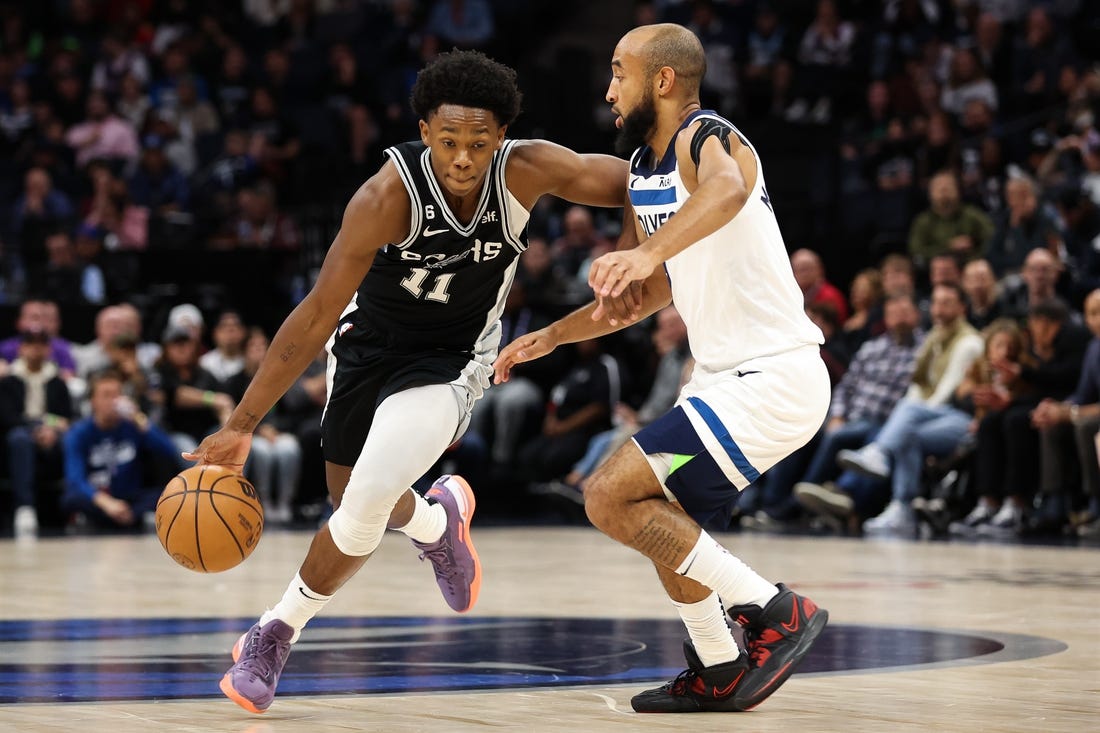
xmin=627 ymin=110 xmax=822 ymax=371
xmin=348 ymin=140 xmax=529 ymax=354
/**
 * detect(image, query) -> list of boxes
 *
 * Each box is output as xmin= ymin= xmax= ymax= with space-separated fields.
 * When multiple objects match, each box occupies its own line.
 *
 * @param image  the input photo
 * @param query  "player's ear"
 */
xmin=495 ymin=124 xmax=507 ymax=147
xmin=418 ymin=118 xmax=431 ymax=146
xmin=656 ymin=66 xmax=675 ymax=96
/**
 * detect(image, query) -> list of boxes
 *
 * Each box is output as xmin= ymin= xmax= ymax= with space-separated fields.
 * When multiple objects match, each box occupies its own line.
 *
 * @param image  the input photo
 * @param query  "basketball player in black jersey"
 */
xmin=184 ymin=50 xmax=630 ymax=714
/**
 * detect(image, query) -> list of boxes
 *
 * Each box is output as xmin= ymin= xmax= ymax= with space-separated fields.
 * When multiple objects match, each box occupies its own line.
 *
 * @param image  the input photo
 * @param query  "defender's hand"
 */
xmin=589 ymin=249 xmax=659 ymax=298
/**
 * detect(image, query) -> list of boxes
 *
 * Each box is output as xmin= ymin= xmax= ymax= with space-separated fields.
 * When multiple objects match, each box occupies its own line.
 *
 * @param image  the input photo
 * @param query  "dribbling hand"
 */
xmin=183 ymin=428 xmax=253 ymax=470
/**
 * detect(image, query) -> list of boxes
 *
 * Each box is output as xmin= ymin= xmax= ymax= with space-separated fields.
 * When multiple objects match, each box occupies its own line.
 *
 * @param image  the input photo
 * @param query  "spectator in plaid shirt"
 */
xmin=743 ymin=293 xmax=924 ymax=528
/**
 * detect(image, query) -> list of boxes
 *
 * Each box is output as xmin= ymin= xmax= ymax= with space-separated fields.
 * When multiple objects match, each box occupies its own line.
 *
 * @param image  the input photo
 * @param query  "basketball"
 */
xmin=155 ymin=465 xmax=265 ymax=573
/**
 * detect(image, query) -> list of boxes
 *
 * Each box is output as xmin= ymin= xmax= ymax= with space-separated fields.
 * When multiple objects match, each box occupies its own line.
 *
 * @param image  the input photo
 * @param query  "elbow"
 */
xmin=716 ymin=179 xmax=749 ymax=218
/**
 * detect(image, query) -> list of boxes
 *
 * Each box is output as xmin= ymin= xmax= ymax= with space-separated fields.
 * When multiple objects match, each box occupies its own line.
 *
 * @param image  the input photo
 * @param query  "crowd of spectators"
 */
xmin=2 ymin=1 xmax=1100 ymax=543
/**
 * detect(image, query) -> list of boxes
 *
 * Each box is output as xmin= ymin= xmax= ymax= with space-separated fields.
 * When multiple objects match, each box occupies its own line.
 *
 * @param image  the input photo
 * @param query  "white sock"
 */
xmin=394 ymin=490 xmax=447 ymax=544
xmin=675 ymin=531 xmax=779 ymax=609
xmin=673 ymin=592 xmax=741 ymax=667
xmin=261 ymin=572 xmax=333 ymax=643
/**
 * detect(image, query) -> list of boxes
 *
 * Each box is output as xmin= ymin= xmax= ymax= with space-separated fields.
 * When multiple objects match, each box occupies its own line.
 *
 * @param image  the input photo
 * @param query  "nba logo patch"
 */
xmin=338 ymin=322 xmax=354 ymax=337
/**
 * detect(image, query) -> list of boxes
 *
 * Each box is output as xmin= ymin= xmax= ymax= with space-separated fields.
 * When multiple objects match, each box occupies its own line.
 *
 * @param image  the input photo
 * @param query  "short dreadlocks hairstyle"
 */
xmin=410 ymin=50 xmax=522 ymax=127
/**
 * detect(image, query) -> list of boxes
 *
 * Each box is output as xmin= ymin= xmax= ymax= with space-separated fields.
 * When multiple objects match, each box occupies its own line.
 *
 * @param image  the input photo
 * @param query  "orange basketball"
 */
xmin=155 ymin=465 xmax=264 ymax=573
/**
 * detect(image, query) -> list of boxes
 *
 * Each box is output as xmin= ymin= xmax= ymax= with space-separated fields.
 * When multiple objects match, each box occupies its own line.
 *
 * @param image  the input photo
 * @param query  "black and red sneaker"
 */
xmin=630 ymin=640 xmax=748 ymax=713
xmin=728 ymin=583 xmax=828 ymax=710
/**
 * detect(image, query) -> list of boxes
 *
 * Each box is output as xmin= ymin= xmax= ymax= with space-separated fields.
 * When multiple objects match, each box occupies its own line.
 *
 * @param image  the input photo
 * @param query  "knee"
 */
xmin=582 ymin=473 xmax=615 ymax=530
xmin=327 ymin=505 xmax=386 ymax=556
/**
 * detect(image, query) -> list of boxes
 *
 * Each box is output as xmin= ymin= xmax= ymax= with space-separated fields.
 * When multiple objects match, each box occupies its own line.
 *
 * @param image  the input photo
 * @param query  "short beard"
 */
xmin=614 ymin=93 xmax=657 ymax=157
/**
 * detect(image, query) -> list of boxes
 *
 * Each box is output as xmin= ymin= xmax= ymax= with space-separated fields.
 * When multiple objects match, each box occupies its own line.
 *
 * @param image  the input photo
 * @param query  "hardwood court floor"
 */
xmin=2 ymin=526 xmax=1098 ymax=732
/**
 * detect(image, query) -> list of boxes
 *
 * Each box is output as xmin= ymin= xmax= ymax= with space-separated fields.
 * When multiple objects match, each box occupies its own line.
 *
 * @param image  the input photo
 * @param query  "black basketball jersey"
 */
xmin=346 ymin=140 xmax=529 ymax=353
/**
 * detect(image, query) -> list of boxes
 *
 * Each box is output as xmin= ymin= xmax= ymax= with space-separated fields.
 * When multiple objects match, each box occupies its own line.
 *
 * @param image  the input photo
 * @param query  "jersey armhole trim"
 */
xmin=496 ymin=140 xmax=527 ymax=254
xmin=384 ymin=146 xmax=423 ymax=249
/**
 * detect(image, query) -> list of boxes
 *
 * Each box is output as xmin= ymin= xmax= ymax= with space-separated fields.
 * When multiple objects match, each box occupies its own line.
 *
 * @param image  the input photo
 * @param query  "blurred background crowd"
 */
xmin=2 ymin=0 xmax=1100 ymax=543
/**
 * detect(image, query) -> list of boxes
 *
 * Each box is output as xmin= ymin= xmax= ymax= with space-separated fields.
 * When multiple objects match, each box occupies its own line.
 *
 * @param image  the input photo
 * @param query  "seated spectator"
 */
xmin=102 ymin=333 xmax=157 ymax=418
xmin=1055 ymin=185 xmax=1100 ymax=302
xmin=224 ymin=328 xmax=301 ymax=524
xmin=211 ymin=46 xmax=255 ymax=131
xmin=64 ymin=90 xmax=140 ymax=171
xmin=154 ymin=325 xmax=233 ymax=455
xmin=907 ymin=170 xmax=994 ymax=270
xmin=127 ymin=135 xmax=191 ymax=214
xmin=61 ymin=370 xmax=180 ymax=532
xmin=193 ymin=129 xmax=260 ymax=234
xmin=10 ymin=167 xmax=76 ymax=285
xmin=116 ymin=72 xmax=152 ymax=131
xmin=791 ymin=247 xmax=849 ymax=322
xmin=928 ymin=252 xmax=963 ymax=290
xmin=941 ymin=48 xmax=999 ymax=122
xmin=962 ymin=258 xmax=1005 ymax=329
xmin=985 ymin=174 xmax=1062 ymax=276
xmin=999 ymin=247 xmax=1066 ymax=322
xmin=154 ymin=75 xmax=221 ymax=176
xmin=245 ymin=87 xmax=301 ymax=189
xmin=83 ymin=161 xmax=149 ymax=251
xmin=0 ymin=329 xmax=74 ymax=536
xmin=165 ymin=303 xmax=205 ymax=342
xmin=211 ymin=182 xmax=300 ymax=250
xmin=841 ymin=267 xmax=885 ymax=353
xmin=116 ymin=303 xmax=161 ymax=371
xmin=73 ymin=305 xmax=127 ymax=378
xmin=90 ymin=30 xmax=151 ymax=98
xmin=955 ymin=298 xmax=1089 ymax=535
xmin=514 ymin=338 xmax=621 ymax=488
xmin=30 ymin=230 xmax=106 ymax=305
xmin=199 ymin=309 xmax=247 ymax=382
xmin=1029 ymin=290 xmax=1100 ymax=536
xmin=836 ymin=284 xmax=984 ymax=534
xmin=0 ymin=299 xmax=77 ymax=379
xmin=944 ymin=319 xmax=1033 ymax=536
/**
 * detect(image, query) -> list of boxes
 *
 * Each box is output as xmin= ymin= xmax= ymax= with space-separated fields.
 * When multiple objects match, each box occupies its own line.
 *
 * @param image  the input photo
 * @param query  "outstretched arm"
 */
xmin=184 ymin=164 xmax=410 ymax=466
xmin=505 ymin=140 xmax=629 ymax=210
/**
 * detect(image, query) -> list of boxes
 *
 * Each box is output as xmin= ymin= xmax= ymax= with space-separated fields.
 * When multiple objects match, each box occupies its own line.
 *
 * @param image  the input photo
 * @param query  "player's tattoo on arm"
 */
xmin=279 ymin=342 xmax=297 ymax=362
xmin=241 ymin=412 xmax=261 ymax=431
xmin=631 ymin=517 xmax=691 ymax=566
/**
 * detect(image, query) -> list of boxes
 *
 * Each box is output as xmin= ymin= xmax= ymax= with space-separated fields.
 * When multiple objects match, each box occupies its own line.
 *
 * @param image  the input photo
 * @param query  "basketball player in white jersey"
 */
xmin=494 ymin=24 xmax=831 ymax=713
xmin=185 ymin=50 xmax=629 ymax=713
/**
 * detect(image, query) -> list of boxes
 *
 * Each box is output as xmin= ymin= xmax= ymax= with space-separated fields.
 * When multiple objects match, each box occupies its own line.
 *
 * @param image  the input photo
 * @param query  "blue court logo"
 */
xmin=0 ymin=616 xmax=1066 ymax=704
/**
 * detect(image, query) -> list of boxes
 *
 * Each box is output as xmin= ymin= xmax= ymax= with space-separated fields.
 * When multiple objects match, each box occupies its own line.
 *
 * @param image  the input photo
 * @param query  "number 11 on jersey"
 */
xmin=400 ymin=268 xmax=455 ymax=302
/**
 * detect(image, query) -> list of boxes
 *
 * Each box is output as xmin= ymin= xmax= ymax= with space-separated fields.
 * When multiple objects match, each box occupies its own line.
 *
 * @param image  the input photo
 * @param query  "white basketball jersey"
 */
xmin=628 ymin=110 xmax=823 ymax=372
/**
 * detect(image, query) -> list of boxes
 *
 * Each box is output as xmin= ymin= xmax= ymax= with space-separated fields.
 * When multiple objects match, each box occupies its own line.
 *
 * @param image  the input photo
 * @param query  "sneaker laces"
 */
xmin=660 ymin=667 xmax=700 ymax=696
xmin=418 ymin=537 xmax=460 ymax=591
xmin=238 ymin=629 xmax=283 ymax=680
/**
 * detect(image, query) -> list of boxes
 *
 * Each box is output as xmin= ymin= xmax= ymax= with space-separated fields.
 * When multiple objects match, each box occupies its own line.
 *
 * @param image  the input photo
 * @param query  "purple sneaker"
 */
xmin=413 ymin=474 xmax=482 ymax=613
xmin=219 ymin=619 xmax=294 ymax=714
